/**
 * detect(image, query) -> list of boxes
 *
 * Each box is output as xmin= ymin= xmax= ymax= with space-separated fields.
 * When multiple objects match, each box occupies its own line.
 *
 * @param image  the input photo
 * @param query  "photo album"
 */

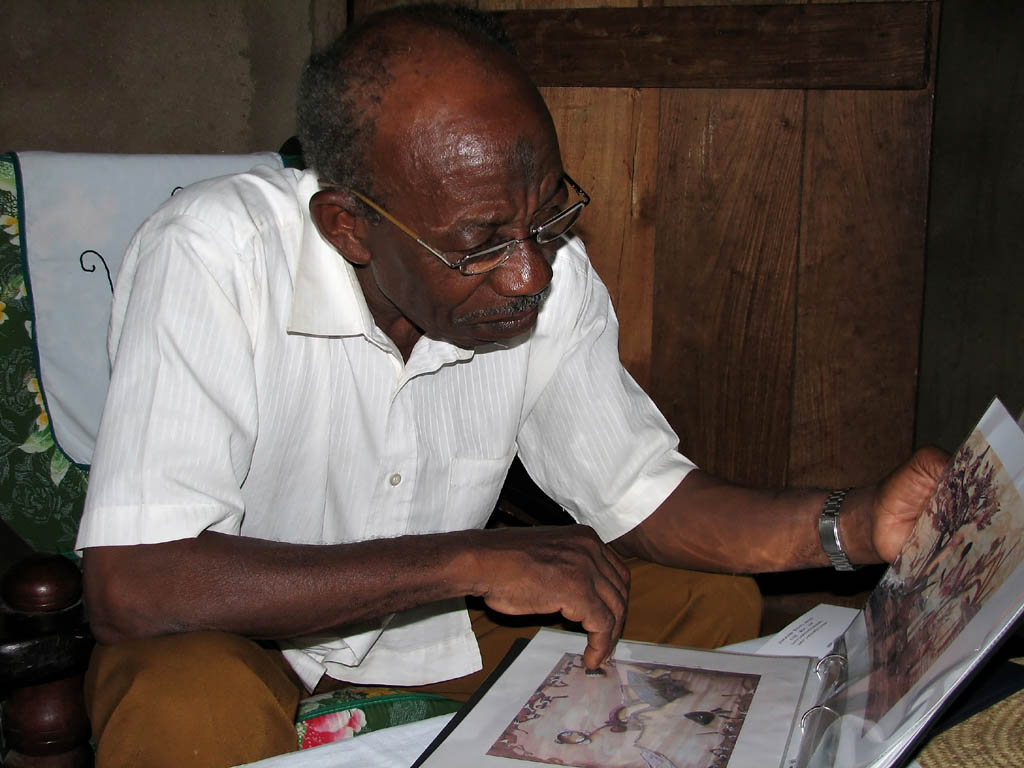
xmin=417 ymin=399 xmax=1024 ymax=768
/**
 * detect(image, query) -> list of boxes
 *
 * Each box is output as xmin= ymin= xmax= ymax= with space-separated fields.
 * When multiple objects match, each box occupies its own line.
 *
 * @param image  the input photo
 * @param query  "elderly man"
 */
xmin=77 ymin=4 xmax=946 ymax=767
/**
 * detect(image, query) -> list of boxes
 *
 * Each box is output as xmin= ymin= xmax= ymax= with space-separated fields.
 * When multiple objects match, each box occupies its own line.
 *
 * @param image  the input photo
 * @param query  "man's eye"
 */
xmin=456 ymin=232 xmax=502 ymax=255
xmin=442 ymin=222 xmax=491 ymax=250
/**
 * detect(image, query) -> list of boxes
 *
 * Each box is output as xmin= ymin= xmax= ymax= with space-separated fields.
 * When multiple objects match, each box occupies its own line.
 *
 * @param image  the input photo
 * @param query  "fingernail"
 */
xmin=585 ymin=667 xmax=606 ymax=677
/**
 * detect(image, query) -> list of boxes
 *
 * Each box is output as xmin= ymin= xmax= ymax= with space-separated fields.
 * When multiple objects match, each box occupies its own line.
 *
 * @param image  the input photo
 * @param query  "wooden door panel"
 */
xmin=790 ymin=89 xmax=932 ymax=487
xmin=540 ymin=86 xmax=660 ymax=388
xmin=650 ymin=89 xmax=804 ymax=486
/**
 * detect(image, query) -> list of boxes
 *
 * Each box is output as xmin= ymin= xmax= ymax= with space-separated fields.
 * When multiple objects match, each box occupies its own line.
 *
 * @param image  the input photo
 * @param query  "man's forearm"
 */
xmin=83 ymin=530 xmax=491 ymax=644
xmin=612 ymin=469 xmax=879 ymax=573
xmin=83 ymin=522 xmax=631 ymax=672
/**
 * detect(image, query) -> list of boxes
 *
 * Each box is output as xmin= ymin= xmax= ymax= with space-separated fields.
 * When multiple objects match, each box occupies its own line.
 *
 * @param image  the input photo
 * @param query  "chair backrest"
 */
xmin=0 ymin=152 xmax=287 ymax=554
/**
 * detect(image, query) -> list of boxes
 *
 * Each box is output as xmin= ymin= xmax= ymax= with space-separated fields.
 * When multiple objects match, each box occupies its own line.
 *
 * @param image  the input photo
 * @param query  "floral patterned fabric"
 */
xmin=0 ymin=154 xmax=89 ymax=555
xmin=295 ymin=687 xmax=461 ymax=749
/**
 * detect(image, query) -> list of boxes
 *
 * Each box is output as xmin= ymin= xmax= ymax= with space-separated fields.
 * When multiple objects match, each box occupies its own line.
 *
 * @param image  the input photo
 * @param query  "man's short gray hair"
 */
xmin=296 ymin=3 xmax=515 ymax=204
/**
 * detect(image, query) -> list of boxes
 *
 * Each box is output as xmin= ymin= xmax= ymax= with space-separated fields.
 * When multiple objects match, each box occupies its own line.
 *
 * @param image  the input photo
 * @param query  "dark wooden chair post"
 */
xmin=1 ymin=549 xmax=94 ymax=767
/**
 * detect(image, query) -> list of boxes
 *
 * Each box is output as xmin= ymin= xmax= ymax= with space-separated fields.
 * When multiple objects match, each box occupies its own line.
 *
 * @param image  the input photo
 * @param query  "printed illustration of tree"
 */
xmin=909 ymin=443 xmax=1001 ymax=577
xmin=865 ymin=430 xmax=1022 ymax=723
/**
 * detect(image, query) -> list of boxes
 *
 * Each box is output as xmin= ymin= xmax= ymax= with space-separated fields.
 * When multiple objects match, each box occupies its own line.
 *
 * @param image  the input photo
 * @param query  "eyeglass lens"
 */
xmin=455 ymin=202 xmax=585 ymax=275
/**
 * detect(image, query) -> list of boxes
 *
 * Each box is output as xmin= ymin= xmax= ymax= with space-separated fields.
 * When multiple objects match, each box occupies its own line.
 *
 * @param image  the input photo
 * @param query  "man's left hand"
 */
xmin=869 ymin=445 xmax=950 ymax=562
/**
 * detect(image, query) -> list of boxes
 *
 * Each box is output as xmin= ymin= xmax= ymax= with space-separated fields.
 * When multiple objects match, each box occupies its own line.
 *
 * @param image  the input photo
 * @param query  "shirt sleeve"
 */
xmin=516 ymin=239 xmax=696 ymax=542
xmin=76 ymin=213 xmax=260 ymax=548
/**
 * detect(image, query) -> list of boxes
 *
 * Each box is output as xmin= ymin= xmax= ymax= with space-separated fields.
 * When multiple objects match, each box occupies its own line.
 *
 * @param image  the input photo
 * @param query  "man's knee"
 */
xmin=623 ymin=561 xmax=763 ymax=648
xmin=86 ymin=631 xmax=301 ymax=768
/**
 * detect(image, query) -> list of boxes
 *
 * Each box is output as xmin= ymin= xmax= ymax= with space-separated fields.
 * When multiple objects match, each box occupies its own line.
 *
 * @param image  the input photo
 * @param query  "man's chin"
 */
xmin=469 ymin=306 xmax=541 ymax=341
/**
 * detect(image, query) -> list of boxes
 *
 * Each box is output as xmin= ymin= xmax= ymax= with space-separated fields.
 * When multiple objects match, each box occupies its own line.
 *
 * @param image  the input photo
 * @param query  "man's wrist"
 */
xmin=818 ymin=488 xmax=858 ymax=570
xmin=817 ymin=486 xmax=884 ymax=569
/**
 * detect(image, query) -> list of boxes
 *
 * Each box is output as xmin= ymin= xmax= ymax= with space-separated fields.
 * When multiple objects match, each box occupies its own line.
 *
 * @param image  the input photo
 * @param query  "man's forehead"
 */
xmin=381 ymin=124 xmax=560 ymax=222
xmin=416 ymin=117 xmax=547 ymax=175
xmin=374 ymin=81 xmax=557 ymax=196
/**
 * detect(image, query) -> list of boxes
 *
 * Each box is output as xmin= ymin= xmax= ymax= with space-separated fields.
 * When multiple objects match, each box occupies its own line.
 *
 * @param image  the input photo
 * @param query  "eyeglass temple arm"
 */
xmin=563 ymin=173 xmax=590 ymax=205
xmin=348 ymin=188 xmax=450 ymax=260
xmin=349 ymin=190 xmax=416 ymax=238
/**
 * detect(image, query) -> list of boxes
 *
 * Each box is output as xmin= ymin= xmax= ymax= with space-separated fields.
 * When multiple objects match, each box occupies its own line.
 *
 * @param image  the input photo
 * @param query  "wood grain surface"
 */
xmin=499 ymin=4 xmax=932 ymax=89
xmin=650 ymin=89 xmax=804 ymax=486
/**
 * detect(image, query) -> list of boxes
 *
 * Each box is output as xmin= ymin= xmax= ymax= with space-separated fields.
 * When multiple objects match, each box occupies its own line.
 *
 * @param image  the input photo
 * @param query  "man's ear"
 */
xmin=309 ymin=188 xmax=372 ymax=266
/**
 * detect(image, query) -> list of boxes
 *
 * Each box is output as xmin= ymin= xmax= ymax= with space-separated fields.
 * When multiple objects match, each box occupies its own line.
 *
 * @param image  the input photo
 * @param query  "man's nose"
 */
xmin=490 ymin=239 xmax=553 ymax=297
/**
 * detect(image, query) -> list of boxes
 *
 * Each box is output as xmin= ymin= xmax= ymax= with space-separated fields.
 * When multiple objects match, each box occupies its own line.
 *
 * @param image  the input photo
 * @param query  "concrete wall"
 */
xmin=0 ymin=0 xmax=322 ymax=153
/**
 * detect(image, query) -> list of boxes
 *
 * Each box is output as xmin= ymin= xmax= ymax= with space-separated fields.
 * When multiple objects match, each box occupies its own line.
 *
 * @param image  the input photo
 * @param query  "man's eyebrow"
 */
xmin=450 ymin=219 xmax=498 ymax=238
xmin=438 ymin=172 xmax=568 ymax=246
xmin=453 ymin=180 xmax=565 ymax=234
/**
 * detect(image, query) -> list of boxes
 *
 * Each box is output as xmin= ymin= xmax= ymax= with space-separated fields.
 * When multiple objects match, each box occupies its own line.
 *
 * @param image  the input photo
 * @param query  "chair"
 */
xmin=0 ymin=152 xmax=459 ymax=765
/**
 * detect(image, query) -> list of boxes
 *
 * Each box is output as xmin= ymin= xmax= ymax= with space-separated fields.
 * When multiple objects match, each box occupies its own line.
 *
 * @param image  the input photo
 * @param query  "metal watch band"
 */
xmin=818 ymin=487 xmax=858 ymax=571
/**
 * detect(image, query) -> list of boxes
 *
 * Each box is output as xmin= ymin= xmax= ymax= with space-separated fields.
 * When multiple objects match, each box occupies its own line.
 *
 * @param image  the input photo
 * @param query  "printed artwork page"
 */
xmin=420 ymin=627 xmax=818 ymax=768
xmin=805 ymin=399 xmax=1024 ymax=768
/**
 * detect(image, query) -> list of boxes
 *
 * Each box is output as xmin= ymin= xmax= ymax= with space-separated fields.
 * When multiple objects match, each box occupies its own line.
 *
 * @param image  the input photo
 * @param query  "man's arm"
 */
xmin=612 ymin=446 xmax=949 ymax=572
xmin=83 ymin=523 xmax=629 ymax=670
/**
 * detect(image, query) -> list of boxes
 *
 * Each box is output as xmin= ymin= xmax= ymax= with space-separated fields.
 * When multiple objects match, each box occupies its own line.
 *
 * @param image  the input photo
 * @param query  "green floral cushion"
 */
xmin=295 ymin=687 xmax=461 ymax=749
xmin=0 ymin=154 xmax=88 ymax=555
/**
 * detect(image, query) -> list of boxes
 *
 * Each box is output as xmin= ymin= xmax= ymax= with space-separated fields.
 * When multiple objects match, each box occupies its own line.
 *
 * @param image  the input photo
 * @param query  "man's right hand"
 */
xmin=462 ymin=525 xmax=630 ymax=670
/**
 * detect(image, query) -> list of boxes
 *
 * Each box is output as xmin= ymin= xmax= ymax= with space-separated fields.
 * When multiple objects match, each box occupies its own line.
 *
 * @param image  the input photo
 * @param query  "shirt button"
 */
xmin=388 ymin=472 xmax=402 ymax=487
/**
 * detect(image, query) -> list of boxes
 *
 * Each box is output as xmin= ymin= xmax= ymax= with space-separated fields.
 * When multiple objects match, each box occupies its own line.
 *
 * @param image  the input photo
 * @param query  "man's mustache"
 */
xmin=457 ymin=287 xmax=550 ymax=324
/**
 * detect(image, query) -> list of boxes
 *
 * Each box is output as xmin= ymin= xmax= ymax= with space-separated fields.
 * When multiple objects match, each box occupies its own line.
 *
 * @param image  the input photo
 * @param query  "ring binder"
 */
xmin=416 ymin=400 xmax=1024 ymax=768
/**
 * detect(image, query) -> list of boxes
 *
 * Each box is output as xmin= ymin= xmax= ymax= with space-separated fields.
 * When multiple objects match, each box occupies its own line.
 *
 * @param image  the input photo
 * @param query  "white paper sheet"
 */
xmin=756 ymin=604 xmax=859 ymax=659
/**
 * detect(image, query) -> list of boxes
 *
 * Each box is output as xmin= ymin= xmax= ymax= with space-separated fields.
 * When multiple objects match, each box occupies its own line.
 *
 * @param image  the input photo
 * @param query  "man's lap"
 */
xmin=84 ymin=564 xmax=762 ymax=764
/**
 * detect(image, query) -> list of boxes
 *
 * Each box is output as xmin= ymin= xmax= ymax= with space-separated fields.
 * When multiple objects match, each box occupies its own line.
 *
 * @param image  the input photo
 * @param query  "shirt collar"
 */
xmin=286 ymin=170 xmax=477 ymax=369
xmin=287 ymin=171 xmax=381 ymax=340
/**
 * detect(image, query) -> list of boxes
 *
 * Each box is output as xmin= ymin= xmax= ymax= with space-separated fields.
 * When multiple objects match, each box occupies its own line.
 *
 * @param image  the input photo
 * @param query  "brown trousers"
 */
xmin=85 ymin=562 xmax=761 ymax=767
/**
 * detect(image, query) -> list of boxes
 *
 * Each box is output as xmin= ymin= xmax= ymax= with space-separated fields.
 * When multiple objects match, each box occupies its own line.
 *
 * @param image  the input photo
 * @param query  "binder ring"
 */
xmin=815 ymin=653 xmax=848 ymax=678
xmin=800 ymin=704 xmax=840 ymax=732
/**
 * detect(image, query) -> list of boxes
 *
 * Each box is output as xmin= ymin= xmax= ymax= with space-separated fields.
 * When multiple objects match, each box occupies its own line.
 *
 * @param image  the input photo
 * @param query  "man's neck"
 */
xmin=354 ymin=265 xmax=422 ymax=362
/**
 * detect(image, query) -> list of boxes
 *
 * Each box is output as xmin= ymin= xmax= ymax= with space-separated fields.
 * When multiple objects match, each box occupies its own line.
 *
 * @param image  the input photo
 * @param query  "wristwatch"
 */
xmin=818 ymin=488 xmax=858 ymax=571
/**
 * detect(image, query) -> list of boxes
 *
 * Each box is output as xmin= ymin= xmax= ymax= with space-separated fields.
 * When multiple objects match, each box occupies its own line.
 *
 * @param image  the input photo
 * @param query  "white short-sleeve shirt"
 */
xmin=76 ymin=166 xmax=694 ymax=689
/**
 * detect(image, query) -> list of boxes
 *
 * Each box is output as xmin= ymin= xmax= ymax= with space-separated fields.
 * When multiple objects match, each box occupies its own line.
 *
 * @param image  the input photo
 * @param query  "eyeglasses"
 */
xmin=346 ymin=174 xmax=590 ymax=276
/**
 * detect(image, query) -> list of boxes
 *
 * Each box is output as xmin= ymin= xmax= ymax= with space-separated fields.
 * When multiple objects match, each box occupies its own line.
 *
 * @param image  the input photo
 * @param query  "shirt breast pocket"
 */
xmin=444 ymin=453 xmax=515 ymax=531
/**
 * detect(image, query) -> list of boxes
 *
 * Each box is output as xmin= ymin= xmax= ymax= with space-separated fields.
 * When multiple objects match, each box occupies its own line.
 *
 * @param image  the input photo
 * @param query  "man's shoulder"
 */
xmin=115 ymin=166 xmax=318 ymax=321
xmin=143 ymin=165 xmax=313 ymax=244
xmin=543 ymin=237 xmax=610 ymax=319
xmin=552 ymin=235 xmax=592 ymax=275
